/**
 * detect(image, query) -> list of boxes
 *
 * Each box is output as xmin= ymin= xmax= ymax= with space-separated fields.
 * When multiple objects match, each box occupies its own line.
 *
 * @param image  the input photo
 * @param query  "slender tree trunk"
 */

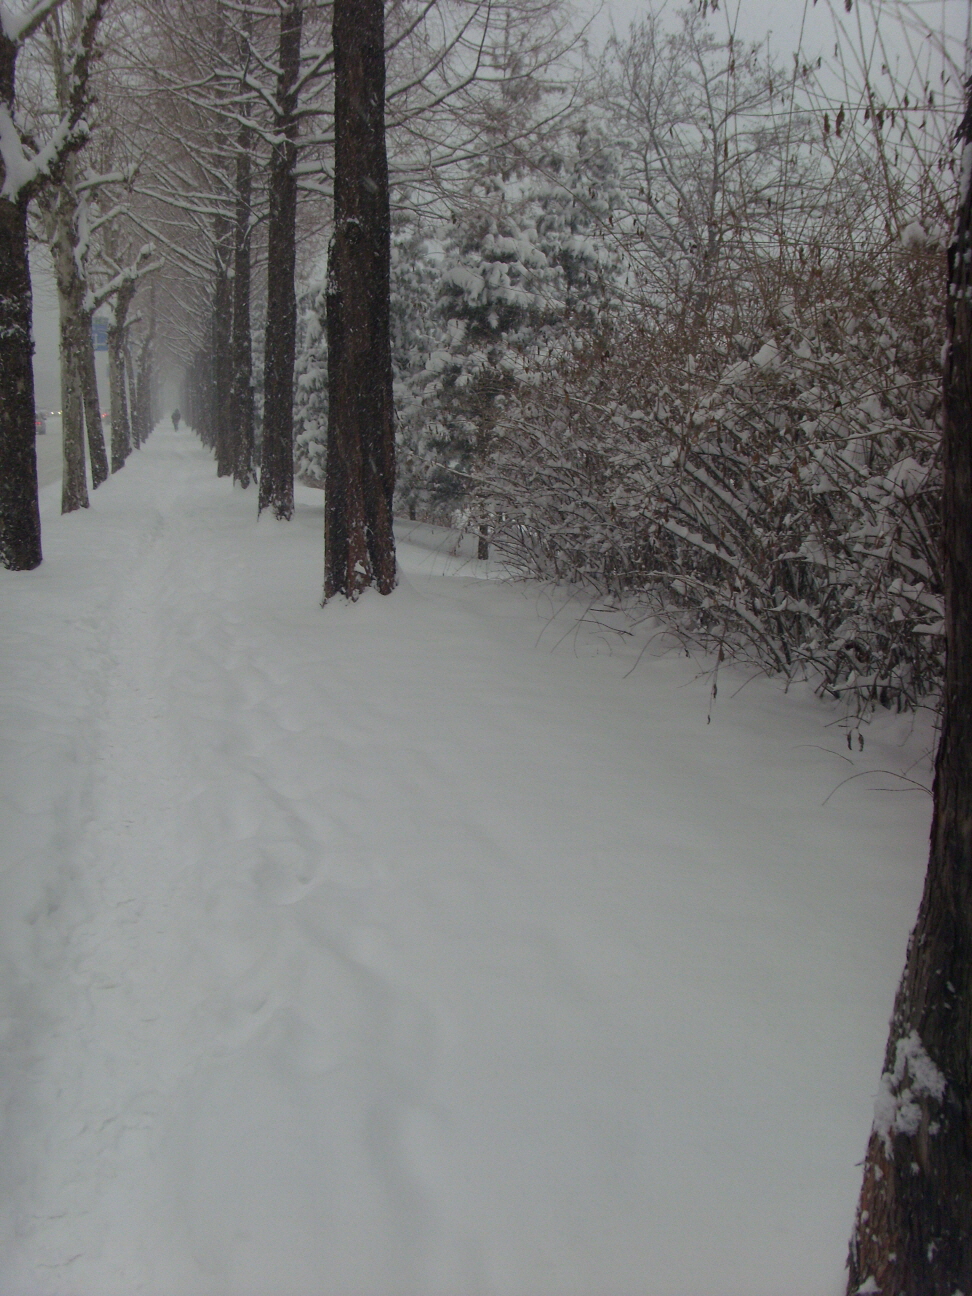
xmin=79 ymin=318 xmax=108 ymax=486
xmin=190 ymin=347 xmax=213 ymax=448
xmin=59 ymin=289 xmax=89 ymax=514
xmin=213 ymin=213 xmax=234 ymax=476
xmin=324 ymin=0 xmax=396 ymax=599
xmin=258 ymin=0 xmax=302 ymax=520
xmin=124 ymin=342 xmax=141 ymax=448
xmin=108 ymin=283 xmax=134 ymax=472
xmin=108 ymin=330 xmax=131 ymax=470
xmin=133 ymin=336 xmax=153 ymax=447
xmin=845 ymin=92 xmax=972 ymax=1296
xmin=0 ymin=186 xmax=42 ymax=568
xmin=230 ymin=117 xmax=255 ymax=487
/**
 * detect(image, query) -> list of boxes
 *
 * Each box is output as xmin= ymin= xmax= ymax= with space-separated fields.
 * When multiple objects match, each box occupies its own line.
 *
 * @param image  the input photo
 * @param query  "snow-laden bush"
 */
xmin=478 ymin=245 xmax=944 ymax=711
xmin=293 ymin=277 xmax=328 ymax=485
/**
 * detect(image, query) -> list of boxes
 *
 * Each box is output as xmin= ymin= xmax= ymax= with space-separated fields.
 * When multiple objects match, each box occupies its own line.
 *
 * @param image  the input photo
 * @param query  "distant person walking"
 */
xmin=171 ymin=408 xmax=181 ymax=431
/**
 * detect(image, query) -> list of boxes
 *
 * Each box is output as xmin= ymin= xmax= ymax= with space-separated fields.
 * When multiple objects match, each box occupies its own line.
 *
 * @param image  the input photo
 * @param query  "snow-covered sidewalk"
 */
xmin=0 ymin=427 xmax=931 ymax=1295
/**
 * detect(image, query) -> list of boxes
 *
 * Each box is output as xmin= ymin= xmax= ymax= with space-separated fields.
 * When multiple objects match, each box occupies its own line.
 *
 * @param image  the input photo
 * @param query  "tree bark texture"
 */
xmin=258 ymin=0 xmax=302 ymax=520
xmin=324 ymin=0 xmax=396 ymax=599
xmin=108 ymin=281 xmax=135 ymax=472
xmin=185 ymin=348 xmax=210 ymax=443
xmin=230 ymin=121 xmax=255 ymax=487
xmin=79 ymin=319 xmax=108 ymax=487
xmin=59 ymin=297 xmax=88 ymax=514
xmin=133 ymin=333 xmax=153 ymax=448
xmin=0 ymin=185 xmax=42 ymax=568
xmin=0 ymin=28 xmax=41 ymax=568
xmin=213 ymin=213 xmax=234 ymax=477
xmin=124 ymin=342 xmax=141 ymax=447
xmin=845 ymin=91 xmax=972 ymax=1296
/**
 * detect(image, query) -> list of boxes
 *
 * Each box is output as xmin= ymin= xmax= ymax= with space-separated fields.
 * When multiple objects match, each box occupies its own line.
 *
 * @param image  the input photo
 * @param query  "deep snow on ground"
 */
xmin=0 ymin=427 xmax=933 ymax=1296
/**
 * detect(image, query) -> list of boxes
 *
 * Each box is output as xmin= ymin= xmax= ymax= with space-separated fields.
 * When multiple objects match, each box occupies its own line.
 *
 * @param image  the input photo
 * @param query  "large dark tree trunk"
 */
xmin=324 ymin=0 xmax=396 ymax=599
xmin=230 ymin=114 xmax=255 ymax=488
xmin=845 ymin=92 xmax=972 ymax=1296
xmin=258 ymin=0 xmax=302 ymax=520
xmin=0 ymin=187 xmax=42 ymax=569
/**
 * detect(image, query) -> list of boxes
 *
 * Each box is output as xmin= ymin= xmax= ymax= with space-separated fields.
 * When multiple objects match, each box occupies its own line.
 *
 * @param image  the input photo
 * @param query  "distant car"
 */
xmin=35 ymin=413 xmax=46 ymax=435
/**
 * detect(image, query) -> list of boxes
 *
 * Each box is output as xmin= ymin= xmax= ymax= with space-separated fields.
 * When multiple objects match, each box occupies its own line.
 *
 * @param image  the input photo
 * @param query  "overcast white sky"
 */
xmin=586 ymin=0 xmax=968 ymax=71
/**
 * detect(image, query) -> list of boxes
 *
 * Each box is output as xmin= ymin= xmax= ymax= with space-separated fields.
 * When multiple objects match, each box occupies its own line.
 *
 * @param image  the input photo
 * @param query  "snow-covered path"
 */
xmin=0 ymin=428 xmax=931 ymax=1295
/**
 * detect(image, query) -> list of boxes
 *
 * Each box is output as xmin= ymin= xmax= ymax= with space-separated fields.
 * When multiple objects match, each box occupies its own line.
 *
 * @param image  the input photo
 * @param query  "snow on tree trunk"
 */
xmin=323 ymin=0 xmax=396 ymax=599
xmin=258 ymin=0 xmax=302 ymax=521
xmin=0 ymin=186 xmax=42 ymax=568
xmin=845 ymin=92 xmax=972 ymax=1296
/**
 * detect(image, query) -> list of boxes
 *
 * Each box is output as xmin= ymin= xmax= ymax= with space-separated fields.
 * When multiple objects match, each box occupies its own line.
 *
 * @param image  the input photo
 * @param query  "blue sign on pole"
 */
xmin=92 ymin=316 xmax=109 ymax=352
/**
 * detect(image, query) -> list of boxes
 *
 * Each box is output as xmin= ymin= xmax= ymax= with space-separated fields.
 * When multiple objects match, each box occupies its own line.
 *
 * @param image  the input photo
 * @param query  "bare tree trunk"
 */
xmin=133 ymin=336 xmax=153 ymax=447
xmin=110 ymin=336 xmax=132 ymax=474
xmin=79 ymin=319 xmax=108 ymax=487
xmin=59 ymin=291 xmax=89 ymax=514
xmin=108 ymin=282 xmax=135 ymax=472
xmin=845 ymin=91 xmax=972 ymax=1296
xmin=228 ymin=14 xmax=255 ymax=488
xmin=213 ymin=213 xmax=234 ymax=477
xmin=324 ymin=0 xmax=396 ymax=599
xmin=230 ymin=116 xmax=255 ymax=487
xmin=108 ymin=338 xmax=130 ymax=471
xmin=124 ymin=342 xmax=141 ymax=448
xmin=0 ymin=185 xmax=42 ymax=568
xmin=258 ymin=0 xmax=302 ymax=520
xmin=188 ymin=347 xmax=212 ymax=448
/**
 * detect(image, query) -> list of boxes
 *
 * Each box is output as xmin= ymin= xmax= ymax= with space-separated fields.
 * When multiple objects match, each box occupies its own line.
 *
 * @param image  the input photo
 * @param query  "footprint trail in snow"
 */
xmin=0 ymin=427 xmax=932 ymax=1295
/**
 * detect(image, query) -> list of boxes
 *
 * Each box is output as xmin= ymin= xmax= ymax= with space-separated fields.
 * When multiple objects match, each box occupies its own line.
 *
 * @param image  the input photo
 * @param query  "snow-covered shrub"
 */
xmin=478 ymin=241 xmax=944 ymax=711
xmin=293 ymin=276 xmax=328 ymax=485
xmin=393 ymin=207 xmax=565 ymax=522
xmin=392 ymin=134 xmax=629 ymax=523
